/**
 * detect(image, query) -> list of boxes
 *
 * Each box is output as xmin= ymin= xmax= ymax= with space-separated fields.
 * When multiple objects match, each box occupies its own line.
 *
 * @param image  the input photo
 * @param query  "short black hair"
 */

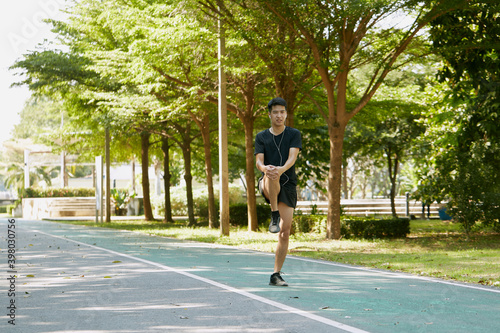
xmin=267 ymin=97 xmax=287 ymax=112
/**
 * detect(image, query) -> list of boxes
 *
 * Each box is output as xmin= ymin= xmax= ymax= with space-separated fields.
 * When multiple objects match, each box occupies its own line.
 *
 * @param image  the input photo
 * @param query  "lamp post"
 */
xmin=218 ymin=13 xmax=230 ymax=236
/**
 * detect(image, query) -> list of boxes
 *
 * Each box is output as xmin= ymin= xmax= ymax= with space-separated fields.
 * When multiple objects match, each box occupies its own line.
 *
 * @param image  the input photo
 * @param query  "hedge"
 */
xmin=288 ymin=214 xmax=410 ymax=239
xmin=18 ymin=188 xmax=96 ymax=199
xmin=228 ymin=203 xmax=270 ymax=227
xmin=342 ymin=217 xmax=410 ymax=239
xmin=293 ymin=213 xmax=326 ymax=234
xmin=201 ymin=206 xmax=409 ymax=238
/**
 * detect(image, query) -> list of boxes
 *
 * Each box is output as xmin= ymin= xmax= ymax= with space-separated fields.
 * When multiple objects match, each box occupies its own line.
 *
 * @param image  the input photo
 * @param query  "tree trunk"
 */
xmin=161 ymin=137 xmax=173 ymax=223
xmin=233 ymin=73 xmax=259 ymax=231
xmin=386 ymin=148 xmax=399 ymax=218
xmin=199 ymin=115 xmax=217 ymax=228
xmin=281 ymin=87 xmax=297 ymax=128
xmin=326 ymin=123 xmax=346 ymax=239
xmin=181 ymin=141 xmax=196 ymax=226
xmin=243 ymin=120 xmax=258 ymax=231
xmin=325 ymin=66 xmax=349 ymax=240
xmin=141 ymin=132 xmax=154 ymax=221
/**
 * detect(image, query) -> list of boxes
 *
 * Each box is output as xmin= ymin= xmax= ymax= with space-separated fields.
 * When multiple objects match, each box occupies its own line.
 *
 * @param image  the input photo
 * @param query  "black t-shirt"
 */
xmin=254 ymin=127 xmax=302 ymax=186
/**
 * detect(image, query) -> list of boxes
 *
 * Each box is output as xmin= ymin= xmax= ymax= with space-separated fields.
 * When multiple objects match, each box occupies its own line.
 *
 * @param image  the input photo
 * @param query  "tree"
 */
xmin=347 ymin=97 xmax=426 ymax=216
xmin=119 ymin=3 xmax=219 ymax=226
xmin=420 ymin=1 xmax=500 ymax=235
xmin=130 ymin=1 xmax=274 ymax=231
xmin=10 ymin=1 xmax=155 ymax=221
xmin=200 ymin=0 xmax=324 ymax=231
xmin=188 ymin=107 xmax=218 ymax=227
xmin=294 ymin=108 xmax=330 ymax=193
xmin=56 ymin=0 xmax=195 ymax=221
xmin=12 ymin=96 xmax=62 ymax=140
xmin=199 ymin=0 xmax=316 ymax=127
xmin=155 ymin=118 xmax=200 ymax=226
xmin=241 ymin=0 xmax=473 ymax=239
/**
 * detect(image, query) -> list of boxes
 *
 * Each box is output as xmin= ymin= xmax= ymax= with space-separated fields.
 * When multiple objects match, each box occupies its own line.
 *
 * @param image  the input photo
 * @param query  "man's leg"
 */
xmin=260 ymin=176 xmax=281 ymax=233
xmin=273 ymin=202 xmax=294 ymax=273
xmin=260 ymin=175 xmax=280 ymax=211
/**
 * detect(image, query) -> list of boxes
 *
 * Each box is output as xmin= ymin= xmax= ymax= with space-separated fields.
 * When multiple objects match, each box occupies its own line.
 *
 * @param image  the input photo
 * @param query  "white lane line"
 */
xmin=31 ymin=229 xmax=370 ymax=333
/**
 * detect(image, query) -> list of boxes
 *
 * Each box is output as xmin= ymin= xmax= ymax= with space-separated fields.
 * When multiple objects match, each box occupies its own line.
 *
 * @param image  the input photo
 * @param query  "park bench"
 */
xmin=296 ymin=198 xmax=441 ymax=218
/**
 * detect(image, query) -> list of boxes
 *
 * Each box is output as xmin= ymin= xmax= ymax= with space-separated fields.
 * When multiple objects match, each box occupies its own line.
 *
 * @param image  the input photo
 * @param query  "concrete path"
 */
xmin=1 ymin=218 xmax=499 ymax=333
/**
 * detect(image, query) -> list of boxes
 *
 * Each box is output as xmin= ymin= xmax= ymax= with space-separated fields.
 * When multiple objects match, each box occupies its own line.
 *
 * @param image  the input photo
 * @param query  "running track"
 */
xmin=1 ymin=219 xmax=499 ymax=332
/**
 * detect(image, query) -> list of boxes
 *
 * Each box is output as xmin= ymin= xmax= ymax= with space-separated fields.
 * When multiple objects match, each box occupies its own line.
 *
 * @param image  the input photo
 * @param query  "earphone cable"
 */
xmin=272 ymin=127 xmax=289 ymax=186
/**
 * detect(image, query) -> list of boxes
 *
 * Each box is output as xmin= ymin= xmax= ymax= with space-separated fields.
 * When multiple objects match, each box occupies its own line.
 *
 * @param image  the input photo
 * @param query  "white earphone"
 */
xmin=272 ymin=127 xmax=290 ymax=186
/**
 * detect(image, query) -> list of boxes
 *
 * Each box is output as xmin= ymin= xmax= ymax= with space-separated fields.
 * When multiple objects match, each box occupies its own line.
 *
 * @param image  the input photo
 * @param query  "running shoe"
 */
xmin=269 ymin=272 xmax=288 ymax=286
xmin=269 ymin=213 xmax=280 ymax=233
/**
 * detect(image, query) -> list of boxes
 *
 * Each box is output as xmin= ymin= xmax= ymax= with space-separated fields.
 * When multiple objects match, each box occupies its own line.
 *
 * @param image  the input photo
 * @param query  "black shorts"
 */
xmin=258 ymin=176 xmax=298 ymax=209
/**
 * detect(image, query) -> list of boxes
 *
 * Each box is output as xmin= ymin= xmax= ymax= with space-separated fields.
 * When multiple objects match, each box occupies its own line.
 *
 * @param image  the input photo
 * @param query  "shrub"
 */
xmin=7 ymin=205 xmax=16 ymax=215
xmin=288 ymin=215 xmax=410 ymax=238
xmin=193 ymin=186 xmax=245 ymax=221
xmin=228 ymin=203 xmax=270 ymax=228
xmin=18 ymin=187 xmax=95 ymax=198
xmin=341 ymin=217 xmax=410 ymax=239
xmin=229 ymin=203 xmax=248 ymax=226
xmin=256 ymin=204 xmax=271 ymax=226
xmin=151 ymin=190 xmax=187 ymax=217
xmin=14 ymin=187 xmax=96 ymax=209
xmin=293 ymin=212 xmax=326 ymax=234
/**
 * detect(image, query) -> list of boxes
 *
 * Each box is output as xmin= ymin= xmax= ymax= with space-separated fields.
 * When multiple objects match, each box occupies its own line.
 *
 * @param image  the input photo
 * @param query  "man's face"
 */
xmin=269 ymin=105 xmax=287 ymax=126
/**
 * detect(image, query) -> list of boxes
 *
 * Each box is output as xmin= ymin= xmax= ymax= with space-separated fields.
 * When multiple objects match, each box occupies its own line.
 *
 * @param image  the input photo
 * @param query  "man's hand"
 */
xmin=264 ymin=165 xmax=281 ymax=180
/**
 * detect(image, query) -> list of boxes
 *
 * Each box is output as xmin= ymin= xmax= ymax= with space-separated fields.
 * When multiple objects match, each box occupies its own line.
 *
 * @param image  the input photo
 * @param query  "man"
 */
xmin=254 ymin=97 xmax=302 ymax=287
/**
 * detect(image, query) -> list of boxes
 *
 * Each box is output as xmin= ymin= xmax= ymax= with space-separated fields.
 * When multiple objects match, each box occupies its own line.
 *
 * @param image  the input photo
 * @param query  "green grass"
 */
xmin=51 ymin=217 xmax=500 ymax=287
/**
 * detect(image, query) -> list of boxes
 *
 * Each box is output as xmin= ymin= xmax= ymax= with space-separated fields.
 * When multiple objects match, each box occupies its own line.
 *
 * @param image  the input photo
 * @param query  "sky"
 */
xmin=0 ymin=0 xmax=68 ymax=147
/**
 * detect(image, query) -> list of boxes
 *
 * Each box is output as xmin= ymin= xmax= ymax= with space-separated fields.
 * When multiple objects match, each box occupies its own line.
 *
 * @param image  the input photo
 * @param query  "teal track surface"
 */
xmin=2 ymin=219 xmax=499 ymax=333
